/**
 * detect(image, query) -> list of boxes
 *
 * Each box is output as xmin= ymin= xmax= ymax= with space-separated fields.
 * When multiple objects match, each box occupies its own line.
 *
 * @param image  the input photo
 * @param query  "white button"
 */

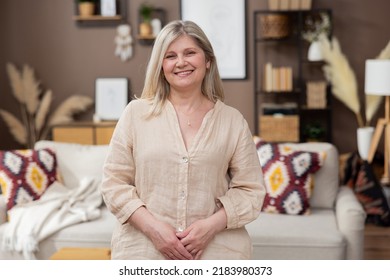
xmin=182 ymin=157 xmax=189 ymax=163
xmin=179 ymin=191 xmax=186 ymax=199
xmin=177 ymin=226 xmax=184 ymax=232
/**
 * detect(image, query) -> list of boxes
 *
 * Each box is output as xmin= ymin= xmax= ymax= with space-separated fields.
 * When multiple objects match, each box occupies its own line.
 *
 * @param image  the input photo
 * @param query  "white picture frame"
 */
xmin=95 ymin=78 xmax=128 ymax=121
xmin=180 ymin=0 xmax=247 ymax=80
xmin=100 ymin=0 xmax=117 ymax=16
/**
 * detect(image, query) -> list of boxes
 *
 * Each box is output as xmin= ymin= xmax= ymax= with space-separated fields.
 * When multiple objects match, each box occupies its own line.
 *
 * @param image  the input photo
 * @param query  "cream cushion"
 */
xmin=34 ymin=141 xmax=109 ymax=189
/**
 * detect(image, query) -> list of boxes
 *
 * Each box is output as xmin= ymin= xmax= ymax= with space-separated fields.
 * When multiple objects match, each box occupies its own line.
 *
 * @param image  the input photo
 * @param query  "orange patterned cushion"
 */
xmin=255 ymin=138 xmax=325 ymax=215
xmin=0 ymin=148 xmax=58 ymax=211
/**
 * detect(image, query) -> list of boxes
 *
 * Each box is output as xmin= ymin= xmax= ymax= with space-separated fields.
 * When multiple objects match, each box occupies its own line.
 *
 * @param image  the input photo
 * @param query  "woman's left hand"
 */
xmin=176 ymin=207 xmax=227 ymax=259
xmin=176 ymin=219 xmax=214 ymax=259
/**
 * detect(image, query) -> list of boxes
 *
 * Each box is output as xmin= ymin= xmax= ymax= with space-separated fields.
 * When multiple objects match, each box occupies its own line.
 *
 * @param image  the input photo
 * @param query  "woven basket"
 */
xmin=259 ymin=115 xmax=299 ymax=142
xmin=306 ymin=81 xmax=327 ymax=108
xmin=260 ymin=14 xmax=290 ymax=38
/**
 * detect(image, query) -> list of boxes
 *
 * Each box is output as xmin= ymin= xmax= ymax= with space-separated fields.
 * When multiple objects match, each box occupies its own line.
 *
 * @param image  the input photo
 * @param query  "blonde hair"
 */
xmin=140 ymin=20 xmax=224 ymax=117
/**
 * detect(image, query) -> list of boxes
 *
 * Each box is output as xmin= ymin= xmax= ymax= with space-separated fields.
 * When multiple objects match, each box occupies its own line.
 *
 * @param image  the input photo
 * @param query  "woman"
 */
xmin=101 ymin=20 xmax=265 ymax=260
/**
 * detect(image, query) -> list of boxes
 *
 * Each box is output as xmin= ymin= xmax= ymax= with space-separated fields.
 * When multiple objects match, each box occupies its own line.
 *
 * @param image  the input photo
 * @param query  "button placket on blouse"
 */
xmin=176 ymin=155 xmax=189 ymax=232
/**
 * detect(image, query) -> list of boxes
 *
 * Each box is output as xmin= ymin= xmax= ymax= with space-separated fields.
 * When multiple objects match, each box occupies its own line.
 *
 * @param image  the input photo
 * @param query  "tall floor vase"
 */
xmin=357 ymin=126 xmax=374 ymax=160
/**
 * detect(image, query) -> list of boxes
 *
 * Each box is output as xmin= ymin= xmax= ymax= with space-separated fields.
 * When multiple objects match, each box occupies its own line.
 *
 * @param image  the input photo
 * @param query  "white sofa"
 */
xmin=0 ymin=141 xmax=366 ymax=259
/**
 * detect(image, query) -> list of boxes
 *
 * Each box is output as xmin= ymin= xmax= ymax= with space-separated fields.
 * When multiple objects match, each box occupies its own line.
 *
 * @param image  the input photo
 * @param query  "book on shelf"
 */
xmin=263 ymin=63 xmax=293 ymax=92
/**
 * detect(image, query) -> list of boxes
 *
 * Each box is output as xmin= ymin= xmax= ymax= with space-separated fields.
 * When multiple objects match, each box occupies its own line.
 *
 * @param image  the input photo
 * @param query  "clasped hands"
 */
xmin=131 ymin=206 xmax=227 ymax=260
xmin=150 ymin=219 xmax=215 ymax=260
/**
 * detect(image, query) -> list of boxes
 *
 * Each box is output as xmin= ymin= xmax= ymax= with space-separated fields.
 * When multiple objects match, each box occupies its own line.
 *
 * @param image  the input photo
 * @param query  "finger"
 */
xmin=194 ymin=250 xmax=203 ymax=260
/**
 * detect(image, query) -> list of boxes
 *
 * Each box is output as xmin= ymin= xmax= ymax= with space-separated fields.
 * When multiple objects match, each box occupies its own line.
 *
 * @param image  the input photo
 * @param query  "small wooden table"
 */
xmin=50 ymin=247 xmax=111 ymax=260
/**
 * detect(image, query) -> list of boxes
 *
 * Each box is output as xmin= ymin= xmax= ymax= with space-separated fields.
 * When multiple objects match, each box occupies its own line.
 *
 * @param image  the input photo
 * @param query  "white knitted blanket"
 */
xmin=1 ymin=178 xmax=102 ymax=259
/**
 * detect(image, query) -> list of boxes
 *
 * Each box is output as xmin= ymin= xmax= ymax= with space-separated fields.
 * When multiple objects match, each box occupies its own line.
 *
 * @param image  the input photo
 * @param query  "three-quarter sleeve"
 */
xmin=217 ymin=118 xmax=266 ymax=229
xmin=100 ymin=102 xmax=145 ymax=224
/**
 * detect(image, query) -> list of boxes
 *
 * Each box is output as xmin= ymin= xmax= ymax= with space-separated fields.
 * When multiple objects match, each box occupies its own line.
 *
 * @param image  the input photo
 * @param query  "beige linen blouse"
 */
xmin=101 ymin=99 xmax=265 ymax=259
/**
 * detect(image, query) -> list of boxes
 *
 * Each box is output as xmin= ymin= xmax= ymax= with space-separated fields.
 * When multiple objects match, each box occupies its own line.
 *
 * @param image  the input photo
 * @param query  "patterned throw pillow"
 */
xmin=0 ymin=148 xmax=58 ymax=211
xmin=254 ymin=137 xmax=325 ymax=215
xmin=342 ymin=151 xmax=390 ymax=226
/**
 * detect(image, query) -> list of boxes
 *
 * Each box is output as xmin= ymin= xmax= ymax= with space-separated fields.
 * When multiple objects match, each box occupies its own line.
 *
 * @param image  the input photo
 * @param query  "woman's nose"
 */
xmin=176 ymin=55 xmax=187 ymax=67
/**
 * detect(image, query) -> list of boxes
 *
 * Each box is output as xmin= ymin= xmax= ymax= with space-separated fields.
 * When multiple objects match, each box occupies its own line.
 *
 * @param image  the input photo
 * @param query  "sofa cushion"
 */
xmin=289 ymin=142 xmax=339 ymax=209
xmin=0 ymin=148 xmax=58 ymax=211
xmin=255 ymin=138 xmax=325 ymax=215
xmin=246 ymin=209 xmax=346 ymax=259
xmin=34 ymin=141 xmax=109 ymax=190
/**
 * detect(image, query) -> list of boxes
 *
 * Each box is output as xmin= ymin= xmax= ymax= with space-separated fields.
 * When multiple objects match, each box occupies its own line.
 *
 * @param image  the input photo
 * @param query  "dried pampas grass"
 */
xmin=0 ymin=110 xmax=27 ymax=145
xmin=35 ymin=89 xmax=53 ymax=133
xmin=48 ymin=96 xmax=94 ymax=126
xmin=22 ymin=64 xmax=41 ymax=114
xmin=1 ymin=63 xmax=93 ymax=148
xmin=319 ymin=34 xmax=363 ymax=127
xmin=6 ymin=63 xmax=25 ymax=105
xmin=319 ymin=36 xmax=390 ymax=127
xmin=39 ymin=95 xmax=94 ymax=140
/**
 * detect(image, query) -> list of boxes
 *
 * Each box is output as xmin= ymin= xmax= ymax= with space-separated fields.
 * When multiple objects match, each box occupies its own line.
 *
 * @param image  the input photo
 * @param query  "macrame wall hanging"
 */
xmin=114 ymin=24 xmax=133 ymax=62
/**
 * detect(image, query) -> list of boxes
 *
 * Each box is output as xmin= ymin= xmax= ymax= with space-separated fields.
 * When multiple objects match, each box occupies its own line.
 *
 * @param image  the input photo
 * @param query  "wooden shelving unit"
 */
xmin=253 ymin=9 xmax=333 ymax=143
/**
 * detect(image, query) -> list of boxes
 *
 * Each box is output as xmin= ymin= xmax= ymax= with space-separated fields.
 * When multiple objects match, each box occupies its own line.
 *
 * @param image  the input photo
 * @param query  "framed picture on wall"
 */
xmin=180 ymin=0 xmax=247 ymax=80
xmin=95 ymin=78 xmax=128 ymax=121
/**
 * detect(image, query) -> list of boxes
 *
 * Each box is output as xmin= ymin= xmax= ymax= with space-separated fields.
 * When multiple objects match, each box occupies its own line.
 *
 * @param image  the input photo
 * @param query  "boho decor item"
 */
xmin=259 ymin=115 xmax=299 ymax=142
xmin=114 ymin=24 xmax=133 ymax=61
xmin=0 ymin=63 xmax=93 ymax=148
xmin=319 ymin=36 xmax=390 ymax=128
xmin=306 ymin=81 xmax=327 ymax=108
xmin=260 ymin=14 xmax=290 ymax=39
xmin=357 ymin=126 xmax=374 ymax=160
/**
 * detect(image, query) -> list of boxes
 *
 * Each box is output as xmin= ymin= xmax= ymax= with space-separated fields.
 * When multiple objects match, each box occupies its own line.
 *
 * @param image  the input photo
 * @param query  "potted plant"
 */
xmin=304 ymin=122 xmax=325 ymax=142
xmin=139 ymin=3 xmax=154 ymax=37
xmin=78 ymin=0 xmax=96 ymax=17
xmin=301 ymin=12 xmax=331 ymax=61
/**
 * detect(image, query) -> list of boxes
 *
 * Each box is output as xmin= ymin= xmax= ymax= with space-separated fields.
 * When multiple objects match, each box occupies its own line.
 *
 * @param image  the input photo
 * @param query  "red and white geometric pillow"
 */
xmin=254 ymin=137 xmax=326 ymax=215
xmin=0 ymin=148 xmax=58 ymax=211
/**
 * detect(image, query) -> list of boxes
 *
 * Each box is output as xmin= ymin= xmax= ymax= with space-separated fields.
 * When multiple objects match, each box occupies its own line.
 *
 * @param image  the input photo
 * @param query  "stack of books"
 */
xmin=263 ymin=62 xmax=293 ymax=92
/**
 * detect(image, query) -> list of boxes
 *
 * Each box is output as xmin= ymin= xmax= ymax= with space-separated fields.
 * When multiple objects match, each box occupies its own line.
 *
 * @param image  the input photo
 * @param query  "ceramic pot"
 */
xmin=308 ymin=41 xmax=323 ymax=61
xmin=79 ymin=3 xmax=95 ymax=17
xmin=357 ymin=126 xmax=374 ymax=160
xmin=139 ymin=22 xmax=153 ymax=37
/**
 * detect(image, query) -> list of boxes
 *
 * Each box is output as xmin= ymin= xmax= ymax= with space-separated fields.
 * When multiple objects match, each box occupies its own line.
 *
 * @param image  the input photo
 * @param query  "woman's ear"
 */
xmin=206 ymin=61 xmax=211 ymax=69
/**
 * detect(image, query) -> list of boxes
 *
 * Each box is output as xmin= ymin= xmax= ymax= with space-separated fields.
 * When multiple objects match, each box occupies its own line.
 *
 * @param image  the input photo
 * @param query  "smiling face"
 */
xmin=162 ymin=35 xmax=210 ymax=94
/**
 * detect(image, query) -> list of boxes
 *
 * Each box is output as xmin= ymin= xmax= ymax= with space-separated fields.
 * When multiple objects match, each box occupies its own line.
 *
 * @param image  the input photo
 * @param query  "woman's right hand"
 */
xmin=128 ymin=206 xmax=193 ymax=260
xmin=148 ymin=220 xmax=193 ymax=260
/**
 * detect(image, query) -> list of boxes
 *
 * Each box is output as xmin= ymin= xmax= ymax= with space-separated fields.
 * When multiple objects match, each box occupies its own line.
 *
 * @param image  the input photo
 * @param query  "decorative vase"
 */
xmin=357 ymin=126 xmax=374 ymax=160
xmin=79 ymin=3 xmax=95 ymax=17
xmin=139 ymin=22 xmax=153 ymax=37
xmin=307 ymin=41 xmax=323 ymax=61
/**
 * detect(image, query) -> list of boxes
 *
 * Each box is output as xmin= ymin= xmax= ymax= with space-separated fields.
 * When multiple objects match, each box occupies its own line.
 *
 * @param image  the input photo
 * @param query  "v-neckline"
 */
xmin=167 ymin=100 xmax=219 ymax=154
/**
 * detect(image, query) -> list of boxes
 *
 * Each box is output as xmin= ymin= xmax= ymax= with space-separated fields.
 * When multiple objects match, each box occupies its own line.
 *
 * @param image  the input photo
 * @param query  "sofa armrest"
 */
xmin=0 ymin=196 xmax=7 ymax=225
xmin=335 ymin=186 xmax=366 ymax=259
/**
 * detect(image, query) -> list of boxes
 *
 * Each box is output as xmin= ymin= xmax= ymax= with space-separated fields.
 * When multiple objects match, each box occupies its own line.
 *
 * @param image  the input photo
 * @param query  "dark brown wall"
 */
xmin=0 ymin=0 xmax=389 ymax=153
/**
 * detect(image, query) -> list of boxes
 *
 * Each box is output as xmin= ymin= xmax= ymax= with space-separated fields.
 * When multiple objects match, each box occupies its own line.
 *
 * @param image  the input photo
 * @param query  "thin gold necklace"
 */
xmin=175 ymin=98 xmax=203 ymax=127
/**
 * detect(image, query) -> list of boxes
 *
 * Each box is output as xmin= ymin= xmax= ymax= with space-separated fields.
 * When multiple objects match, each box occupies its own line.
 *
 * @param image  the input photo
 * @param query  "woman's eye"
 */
xmin=165 ymin=54 xmax=176 ymax=59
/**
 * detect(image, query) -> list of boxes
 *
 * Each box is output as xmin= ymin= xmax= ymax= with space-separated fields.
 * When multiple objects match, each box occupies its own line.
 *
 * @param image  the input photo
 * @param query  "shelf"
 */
xmin=300 ymin=106 xmax=331 ymax=111
xmin=258 ymin=90 xmax=301 ymax=95
xmin=74 ymin=15 xmax=122 ymax=21
xmin=73 ymin=0 xmax=127 ymax=26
